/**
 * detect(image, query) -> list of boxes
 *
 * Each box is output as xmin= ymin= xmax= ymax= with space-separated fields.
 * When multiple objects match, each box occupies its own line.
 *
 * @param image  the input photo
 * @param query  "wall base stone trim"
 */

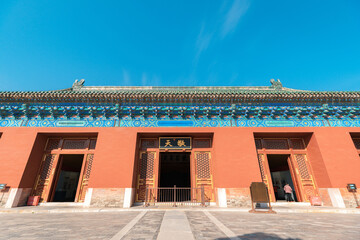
xmin=226 ymin=188 xmax=251 ymax=208
xmin=84 ymin=188 xmax=93 ymax=207
xmin=90 ymin=188 xmax=125 ymax=208
xmin=318 ymin=188 xmax=332 ymax=206
xmin=123 ymin=188 xmax=134 ymax=208
xmin=0 ymin=188 xmax=11 ymax=208
xmin=217 ymin=188 xmax=227 ymax=207
xmin=339 ymin=188 xmax=360 ymax=208
xmin=327 ymin=188 xmax=346 ymax=208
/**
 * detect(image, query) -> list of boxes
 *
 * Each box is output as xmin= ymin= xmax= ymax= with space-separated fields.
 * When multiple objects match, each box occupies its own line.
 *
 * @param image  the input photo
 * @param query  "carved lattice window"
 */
xmin=255 ymin=139 xmax=262 ymax=149
xmin=263 ymin=139 xmax=289 ymax=149
xmin=141 ymin=139 xmax=157 ymax=149
xmin=294 ymin=154 xmax=310 ymax=179
xmin=46 ymin=139 xmax=60 ymax=151
xmin=89 ymin=139 xmax=97 ymax=150
xmin=84 ymin=154 xmax=94 ymax=179
xmin=196 ymin=152 xmax=211 ymax=179
xmin=290 ymin=139 xmax=305 ymax=149
xmin=257 ymin=154 xmax=266 ymax=180
xmin=62 ymin=139 xmax=87 ymax=149
xmin=193 ymin=139 xmax=211 ymax=148
xmin=139 ymin=152 xmax=155 ymax=179
xmin=352 ymin=138 xmax=360 ymax=149
xmin=40 ymin=154 xmax=56 ymax=180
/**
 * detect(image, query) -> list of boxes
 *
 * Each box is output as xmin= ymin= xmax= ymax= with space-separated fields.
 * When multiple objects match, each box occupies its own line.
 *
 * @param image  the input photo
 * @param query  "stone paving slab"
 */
xmin=186 ymin=211 xmax=227 ymax=240
xmin=0 ymin=212 xmax=139 ymax=240
xmin=122 ymin=211 xmax=165 ymax=240
xmin=0 ymin=210 xmax=359 ymax=239
xmin=211 ymin=212 xmax=360 ymax=240
xmin=158 ymin=211 xmax=194 ymax=240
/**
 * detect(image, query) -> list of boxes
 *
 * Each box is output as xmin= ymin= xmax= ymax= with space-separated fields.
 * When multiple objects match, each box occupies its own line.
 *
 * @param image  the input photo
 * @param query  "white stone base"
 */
xmin=328 ymin=188 xmax=346 ymax=208
xmin=84 ymin=188 xmax=93 ymax=207
xmin=217 ymin=188 xmax=227 ymax=207
xmin=123 ymin=188 xmax=134 ymax=208
xmin=5 ymin=188 xmax=21 ymax=208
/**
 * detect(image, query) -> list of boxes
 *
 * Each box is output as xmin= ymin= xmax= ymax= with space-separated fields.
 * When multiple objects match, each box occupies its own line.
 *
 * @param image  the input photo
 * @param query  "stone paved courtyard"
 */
xmin=0 ymin=210 xmax=359 ymax=240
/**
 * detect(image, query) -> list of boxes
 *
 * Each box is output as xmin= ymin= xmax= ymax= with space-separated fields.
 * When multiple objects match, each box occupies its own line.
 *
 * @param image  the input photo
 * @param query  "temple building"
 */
xmin=0 ymin=79 xmax=360 ymax=208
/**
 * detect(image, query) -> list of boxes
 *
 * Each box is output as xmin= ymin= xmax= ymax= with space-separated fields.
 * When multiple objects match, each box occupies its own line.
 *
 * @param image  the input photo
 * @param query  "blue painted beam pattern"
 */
xmin=0 ymin=103 xmax=360 ymax=127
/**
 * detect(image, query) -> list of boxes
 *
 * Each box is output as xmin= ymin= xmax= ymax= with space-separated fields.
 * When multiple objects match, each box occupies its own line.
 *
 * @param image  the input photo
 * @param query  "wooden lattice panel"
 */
xmin=62 ymin=139 xmax=88 ymax=149
xmin=292 ymin=154 xmax=319 ymax=201
xmin=290 ymin=138 xmax=305 ymax=150
xmin=141 ymin=139 xmax=157 ymax=149
xmin=89 ymin=139 xmax=97 ymax=150
xmin=294 ymin=154 xmax=310 ymax=179
xmin=33 ymin=154 xmax=57 ymax=201
xmin=255 ymin=139 xmax=262 ymax=149
xmin=78 ymin=154 xmax=94 ymax=202
xmin=136 ymin=151 xmax=156 ymax=201
xmin=46 ymin=139 xmax=60 ymax=151
xmin=195 ymin=152 xmax=211 ymax=178
xmin=304 ymin=186 xmax=316 ymax=198
xmin=139 ymin=152 xmax=155 ymax=179
xmin=194 ymin=151 xmax=214 ymax=201
xmin=263 ymin=139 xmax=289 ymax=149
xmin=257 ymin=154 xmax=266 ymax=180
xmin=353 ymin=138 xmax=360 ymax=149
xmin=193 ymin=139 xmax=211 ymax=148
xmin=84 ymin=154 xmax=94 ymax=179
xmin=40 ymin=154 xmax=56 ymax=180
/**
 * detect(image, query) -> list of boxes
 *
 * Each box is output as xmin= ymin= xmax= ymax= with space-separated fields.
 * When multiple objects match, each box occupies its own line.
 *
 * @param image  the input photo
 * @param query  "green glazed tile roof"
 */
xmin=0 ymin=80 xmax=360 ymax=104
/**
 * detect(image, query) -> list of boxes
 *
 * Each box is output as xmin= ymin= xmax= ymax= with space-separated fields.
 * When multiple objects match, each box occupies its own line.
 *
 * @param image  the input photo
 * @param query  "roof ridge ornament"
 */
xmin=270 ymin=79 xmax=283 ymax=90
xmin=72 ymin=79 xmax=85 ymax=90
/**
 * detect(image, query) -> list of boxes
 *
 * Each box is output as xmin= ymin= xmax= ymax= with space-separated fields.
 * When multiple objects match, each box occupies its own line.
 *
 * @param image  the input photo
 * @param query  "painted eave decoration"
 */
xmin=1 ymin=79 xmax=360 ymax=127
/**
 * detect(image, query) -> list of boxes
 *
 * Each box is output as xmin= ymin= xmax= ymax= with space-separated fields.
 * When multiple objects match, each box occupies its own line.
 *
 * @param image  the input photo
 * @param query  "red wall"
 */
xmin=0 ymin=127 xmax=360 ymax=190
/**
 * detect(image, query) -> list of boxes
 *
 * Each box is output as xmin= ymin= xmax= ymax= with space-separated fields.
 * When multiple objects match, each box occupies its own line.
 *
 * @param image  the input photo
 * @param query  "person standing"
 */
xmin=284 ymin=183 xmax=294 ymax=202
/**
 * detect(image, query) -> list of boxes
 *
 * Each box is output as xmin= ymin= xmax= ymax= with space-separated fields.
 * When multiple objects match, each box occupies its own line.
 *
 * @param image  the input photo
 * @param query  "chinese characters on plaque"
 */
xmin=159 ymin=137 xmax=192 ymax=149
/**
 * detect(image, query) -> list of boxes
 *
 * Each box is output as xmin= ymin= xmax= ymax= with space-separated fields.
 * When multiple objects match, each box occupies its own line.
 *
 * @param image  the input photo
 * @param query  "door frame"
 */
xmin=256 ymin=138 xmax=318 ymax=202
xmin=48 ymin=154 xmax=86 ymax=202
xmin=135 ymin=137 xmax=214 ymax=202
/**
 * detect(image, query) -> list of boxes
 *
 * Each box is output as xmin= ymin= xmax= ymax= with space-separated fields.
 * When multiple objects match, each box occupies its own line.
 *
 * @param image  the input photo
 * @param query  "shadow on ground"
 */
xmin=216 ymin=232 xmax=301 ymax=240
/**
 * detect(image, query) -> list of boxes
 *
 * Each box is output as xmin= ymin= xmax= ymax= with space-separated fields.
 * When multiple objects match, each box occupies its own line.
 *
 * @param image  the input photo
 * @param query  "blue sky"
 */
xmin=0 ymin=0 xmax=360 ymax=91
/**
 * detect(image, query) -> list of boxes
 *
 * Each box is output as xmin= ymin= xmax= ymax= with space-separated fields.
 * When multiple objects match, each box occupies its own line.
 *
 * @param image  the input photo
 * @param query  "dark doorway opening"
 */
xmin=159 ymin=152 xmax=191 ymax=187
xmin=158 ymin=152 xmax=191 ymax=202
xmin=267 ymin=154 xmax=298 ymax=202
xmin=51 ymin=155 xmax=84 ymax=202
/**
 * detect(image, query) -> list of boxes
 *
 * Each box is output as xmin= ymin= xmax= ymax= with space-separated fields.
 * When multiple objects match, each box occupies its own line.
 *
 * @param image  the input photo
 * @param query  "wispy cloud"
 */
xmin=221 ymin=0 xmax=250 ymax=38
xmin=194 ymin=0 xmax=250 ymax=63
xmin=122 ymin=69 xmax=130 ymax=85
xmin=141 ymin=73 xmax=147 ymax=86
xmin=194 ymin=24 xmax=214 ymax=64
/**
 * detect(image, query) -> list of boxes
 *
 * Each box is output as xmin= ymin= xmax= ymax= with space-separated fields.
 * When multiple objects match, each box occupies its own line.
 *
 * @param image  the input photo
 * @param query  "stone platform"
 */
xmin=0 ymin=208 xmax=359 ymax=240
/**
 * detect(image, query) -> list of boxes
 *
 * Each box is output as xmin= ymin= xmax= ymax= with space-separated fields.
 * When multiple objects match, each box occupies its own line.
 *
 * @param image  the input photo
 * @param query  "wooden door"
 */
xmin=77 ymin=154 xmax=94 ymax=202
xmin=32 ymin=154 xmax=59 ymax=202
xmin=257 ymin=154 xmax=275 ymax=202
xmin=136 ymin=151 xmax=157 ymax=201
xmin=194 ymin=151 xmax=214 ymax=202
xmin=290 ymin=154 xmax=319 ymax=202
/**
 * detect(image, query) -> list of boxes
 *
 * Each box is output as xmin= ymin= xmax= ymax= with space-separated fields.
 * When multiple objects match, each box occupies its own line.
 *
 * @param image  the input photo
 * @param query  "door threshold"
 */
xmin=39 ymin=202 xmax=84 ymax=207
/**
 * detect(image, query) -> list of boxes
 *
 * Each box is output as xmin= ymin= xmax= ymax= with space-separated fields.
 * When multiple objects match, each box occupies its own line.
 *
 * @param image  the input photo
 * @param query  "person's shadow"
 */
xmin=216 ymin=232 xmax=302 ymax=240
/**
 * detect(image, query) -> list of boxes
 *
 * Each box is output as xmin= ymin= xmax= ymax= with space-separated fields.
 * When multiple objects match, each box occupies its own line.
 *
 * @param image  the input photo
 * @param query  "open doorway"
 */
xmin=159 ymin=152 xmax=191 ymax=202
xmin=267 ymin=154 xmax=298 ymax=202
xmin=159 ymin=152 xmax=191 ymax=187
xmin=51 ymin=155 xmax=84 ymax=202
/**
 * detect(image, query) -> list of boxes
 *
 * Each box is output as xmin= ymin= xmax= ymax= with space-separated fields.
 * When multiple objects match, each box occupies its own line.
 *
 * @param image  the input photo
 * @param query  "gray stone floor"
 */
xmin=0 ymin=210 xmax=359 ymax=240
xmin=186 ymin=211 xmax=225 ymax=239
xmin=0 ymin=212 xmax=139 ymax=240
xmin=122 ymin=211 xmax=164 ymax=240
xmin=211 ymin=212 xmax=360 ymax=240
